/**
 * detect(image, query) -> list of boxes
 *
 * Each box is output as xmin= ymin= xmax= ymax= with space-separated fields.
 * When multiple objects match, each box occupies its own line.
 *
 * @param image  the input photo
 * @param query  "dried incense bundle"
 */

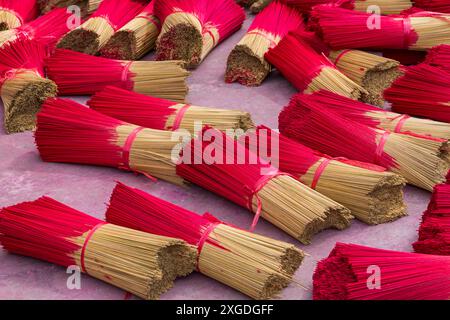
xmin=413 ymin=183 xmax=450 ymax=255
xmin=308 ymin=90 xmax=450 ymax=141
xmin=87 ymin=86 xmax=254 ymax=134
xmin=101 ymin=2 xmax=160 ymax=60
xmin=154 ymin=0 xmax=245 ymax=67
xmin=225 ymin=1 xmax=304 ymax=86
xmin=244 ymin=126 xmax=407 ymax=224
xmin=0 ymin=8 xmax=71 ymax=50
xmin=281 ymin=0 xmax=413 ymax=14
xmin=105 ymin=182 xmax=305 ymax=299
xmin=46 ymin=49 xmax=189 ymax=102
xmin=0 ymin=197 xmax=196 ymax=300
xmin=279 ymin=94 xmax=450 ymax=191
xmin=0 ymin=38 xmax=57 ymax=134
xmin=35 ymin=98 xmax=185 ymax=185
xmin=0 ymin=0 xmax=38 ymax=31
xmin=265 ymin=32 xmax=365 ymax=99
xmin=313 ymin=243 xmax=450 ymax=300
xmin=329 ymin=50 xmax=402 ymax=106
xmin=176 ymin=127 xmax=353 ymax=244
xmin=415 ymin=0 xmax=450 ymax=13
xmin=57 ymin=0 xmax=145 ymax=55
xmin=39 ymin=0 xmax=102 ymax=16
xmin=384 ymin=64 xmax=450 ymax=123
xmin=311 ymin=6 xmax=450 ymax=50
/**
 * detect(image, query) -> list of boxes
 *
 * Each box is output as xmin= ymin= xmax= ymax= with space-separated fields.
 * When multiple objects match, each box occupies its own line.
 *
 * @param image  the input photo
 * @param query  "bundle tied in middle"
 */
xmin=176 ymin=127 xmax=353 ymax=244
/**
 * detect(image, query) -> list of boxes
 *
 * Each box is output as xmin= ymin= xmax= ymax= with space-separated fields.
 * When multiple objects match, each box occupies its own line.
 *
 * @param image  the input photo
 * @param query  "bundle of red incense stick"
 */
xmin=101 ymin=1 xmax=160 ymax=60
xmin=46 ymin=49 xmax=189 ymax=102
xmin=155 ymin=0 xmax=245 ymax=67
xmin=87 ymin=86 xmax=254 ymax=134
xmin=307 ymin=90 xmax=450 ymax=140
xmin=0 ymin=38 xmax=57 ymax=134
xmin=0 ymin=0 xmax=38 ymax=31
xmin=244 ymin=126 xmax=407 ymax=224
xmin=425 ymin=44 xmax=450 ymax=72
xmin=384 ymin=63 xmax=450 ymax=123
xmin=415 ymin=0 xmax=450 ymax=13
xmin=279 ymin=94 xmax=450 ymax=191
xmin=313 ymin=243 xmax=450 ymax=300
xmin=225 ymin=1 xmax=304 ymax=86
xmin=176 ymin=127 xmax=353 ymax=244
xmin=0 ymin=196 xmax=196 ymax=300
xmin=105 ymin=182 xmax=305 ymax=300
xmin=0 ymin=8 xmax=72 ymax=50
xmin=265 ymin=32 xmax=365 ymax=99
xmin=282 ymin=0 xmax=413 ymax=14
xmin=414 ymin=183 xmax=450 ymax=255
xmin=35 ymin=97 xmax=185 ymax=184
xmin=57 ymin=0 xmax=146 ymax=55
xmin=311 ymin=6 xmax=450 ymax=50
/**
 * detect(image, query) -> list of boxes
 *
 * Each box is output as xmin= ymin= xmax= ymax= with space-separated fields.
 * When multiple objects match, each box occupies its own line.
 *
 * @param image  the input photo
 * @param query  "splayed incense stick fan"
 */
xmin=0 ymin=8 xmax=72 ymax=50
xmin=265 ymin=32 xmax=365 ymax=99
xmin=281 ymin=0 xmax=413 ymax=14
xmin=244 ymin=126 xmax=407 ymax=224
xmin=225 ymin=1 xmax=304 ymax=86
xmin=106 ymin=182 xmax=305 ymax=300
xmin=414 ymin=183 xmax=450 ymax=255
xmin=313 ymin=243 xmax=450 ymax=300
xmin=384 ymin=64 xmax=450 ymax=123
xmin=88 ymin=86 xmax=254 ymax=134
xmin=0 ymin=197 xmax=196 ymax=300
xmin=46 ymin=49 xmax=189 ymax=102
xmin=101 ymin=2 xmax=160 ymax=60
xmin=312 ymin=6 xmax=450 ymax=51
xmin=0 ymin=0 xmax=38 ymax=31
xmin=0 ymin=38 xmax=57 ymax=134
xmin=35 ymin=98 xmax=185 ymax=185
xmin=307 ymin=90 xmax=450 ymax=141
xmin=155 ymin=0 xmax=245 ymax=68
xmin=39 ymin=0 xmax=102 ymax=16
xmin=279 ymin=94 xmax=450 ymax=191
xmin=56 ymin=0 xmax=145 ymax=55
xmin=176 ymin=127 xmax=353 ymax=244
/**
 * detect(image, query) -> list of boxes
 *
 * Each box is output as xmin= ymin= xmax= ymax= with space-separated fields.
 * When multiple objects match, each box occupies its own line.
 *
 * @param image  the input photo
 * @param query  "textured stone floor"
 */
xmin=0 ymin=14 xmax=431 ymax=300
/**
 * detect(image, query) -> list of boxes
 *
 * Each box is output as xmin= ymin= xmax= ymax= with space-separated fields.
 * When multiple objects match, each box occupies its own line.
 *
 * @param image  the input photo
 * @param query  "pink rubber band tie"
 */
xmin=333 ymin=49 xmax=352 ymax=67
xmin=310 ymin=158 xmax=333 ymax=190
xmin=204 ymin=29 xmax=217 ymax=47
xmin=137 ymin=14 xmax=161 ymax=29
xmin=196 ymin=222 xmax=221 ymax=272
xmin=402 ymin=17 xmax=413 ymax=49
xmin=171 ymin=104 xmax=191 ymax=131
xmin=80 ymin=222 xmax=107 ymax=274
xmin=375 ymin=132 xmax=391 ymax=165
xmin=247 ymin=30 xmax=277 ymax=49
xmin=394 ymin=115 xmax=411 ymax=133
xmin=121 ymin=62 xmax=133 ymax=83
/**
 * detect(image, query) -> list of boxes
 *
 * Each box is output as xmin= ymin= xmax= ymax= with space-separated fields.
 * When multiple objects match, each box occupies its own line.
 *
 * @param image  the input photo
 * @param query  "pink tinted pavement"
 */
xmin=0 ymin=14 xmax=431 ymax=300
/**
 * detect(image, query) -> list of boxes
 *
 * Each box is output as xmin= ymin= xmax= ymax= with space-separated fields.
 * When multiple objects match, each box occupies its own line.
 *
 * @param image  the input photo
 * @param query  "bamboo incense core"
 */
xmin=1 ymin=70 xmax=57 ymax=134
xmin=101 ymin=12 xmax=160 ymax=60
xmin=329 ymin=50 xmax=403 ymax=106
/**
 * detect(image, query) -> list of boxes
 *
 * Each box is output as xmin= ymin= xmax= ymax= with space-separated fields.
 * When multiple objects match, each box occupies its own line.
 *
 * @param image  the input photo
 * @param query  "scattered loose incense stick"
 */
xmin=243 ymin=126 xmax=407 ymax=224
xmin=101 ymin=2 xmax=160 ymax=60
xmin=265 ymin=31 xmax=365 ymax=100
xmin=46 ymin=49 xmax=189 ymax=102
xmin=307 ymin=90 xmax=450 ymax=141
xmin=313 ymin=243 xmax=450 ymax=300
xmin=0 ymin=0 xmax=38 ymax=31
xmin=0 ymin=196 xmax=196 ymax=300
xmin=176 ymin=127 xmax=353 ymax=244
xmin=35 ymin=98 xmax=185 ymax=185
xmin=57 ymin=0 xmax=145 ymax=55
xmin=106 ymin=182 xmax=305 ymax=300
xmin=88 ymin=86 xmax=254 ymax=134
xmin=225 ymin=1 xmax=304 ymax=86
xmin=155 ymin=0 xmax=245 ymax=67
xmin=0 ymin=38 xmax=56 ymax=134
xmin=279 ymin=94 xmax=450 ymax=191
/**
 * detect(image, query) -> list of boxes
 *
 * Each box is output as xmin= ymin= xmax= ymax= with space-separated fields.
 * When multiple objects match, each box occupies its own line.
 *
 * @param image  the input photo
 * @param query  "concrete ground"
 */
xmin=0 ymin=14 xmax=430 ymax=300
